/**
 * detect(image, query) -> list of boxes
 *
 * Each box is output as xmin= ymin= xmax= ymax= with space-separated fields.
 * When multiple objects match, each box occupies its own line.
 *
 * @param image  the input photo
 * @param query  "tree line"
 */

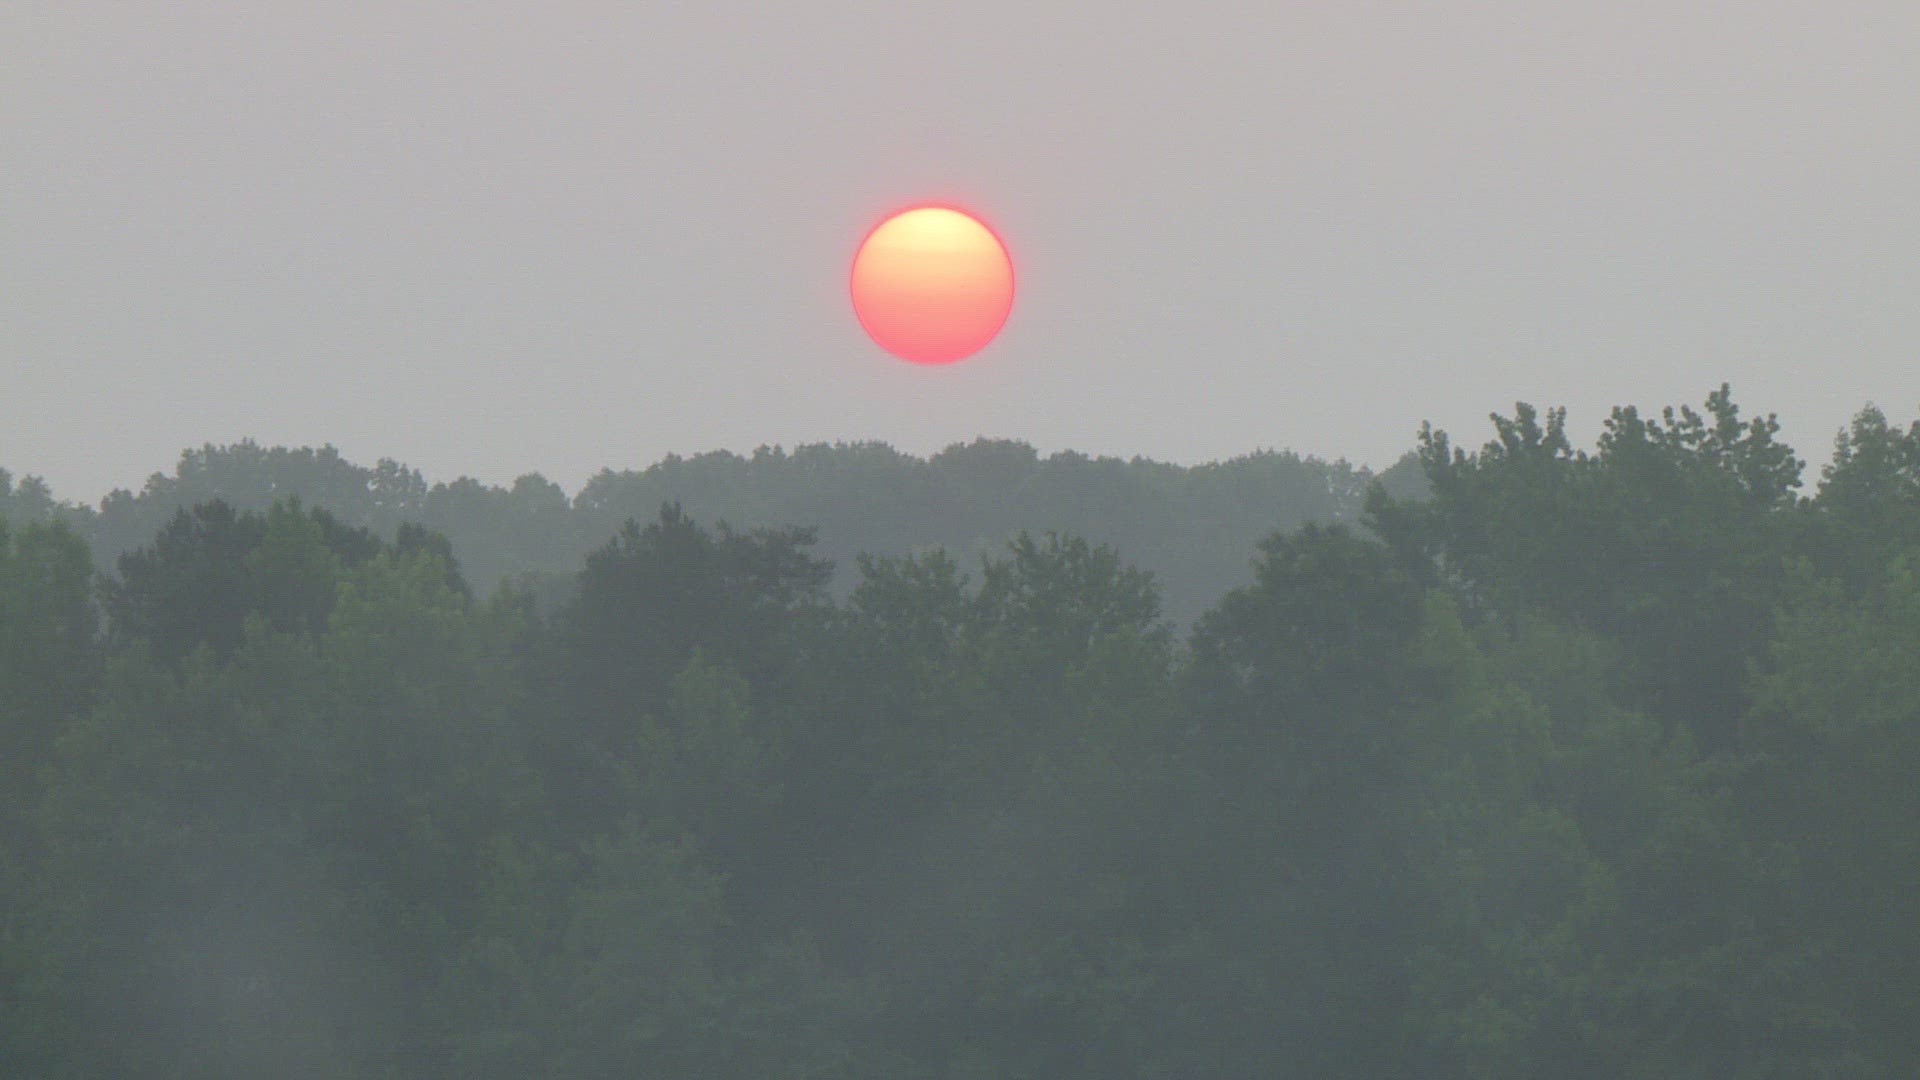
xmin=1 ymin=437 xmax=1427 ymax=628
xmin=3 ymin=385 xmax=1919 ymax=1076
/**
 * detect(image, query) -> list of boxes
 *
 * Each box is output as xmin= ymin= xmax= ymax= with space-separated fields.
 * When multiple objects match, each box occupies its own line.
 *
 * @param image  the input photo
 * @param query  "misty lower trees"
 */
xmin=1410 ymin=606 xmax=1780 ymax=1080
xmin=742 ymin=531 xmax=1186 ymax=1079
xmin=1736 ymin=557 xmax=1920 ymax=1076
xmin=7 ymin=390 xmax=1920 ymax=1076
xmin=0 ymin=519 xmax=98 ymax=786
xmin=1175 ymin=523 xmax=1437 ymax=1077
xmin=442 ymin=655 xmax=864 ymax=1080
xmin=0 ymin=519 xmax=100 ymax=1073
xmin=21 ymin=509 xmax=525 ymax=1077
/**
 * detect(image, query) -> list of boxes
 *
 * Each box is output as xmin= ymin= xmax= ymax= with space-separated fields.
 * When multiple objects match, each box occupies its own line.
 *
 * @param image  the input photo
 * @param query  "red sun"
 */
xmin=850 ymin=206 xmax=1014 ymax=364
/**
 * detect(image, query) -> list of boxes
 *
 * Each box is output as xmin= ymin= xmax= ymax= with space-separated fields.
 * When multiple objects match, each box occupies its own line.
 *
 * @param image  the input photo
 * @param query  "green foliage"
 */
xmin=1817 ymin=404 xmax=1920 ymax=511
xmin=1736 ymin=555 xmax=1920 ymax=1075
xmin=1366 ymin=384 xmax=1805 ymax=746
xmin=0 ymin=469 xmax=64 ymax=523
xmin=103 ymin=499 xmax=394 ymax=661
xmin=1174 ymin=522 xmax=1436 ymax=1075
xmin=0 ymin=519 xmax=100 ymax=1071
xmin=25 ymin=437 xmax=1388 ymax=626
xmin=5 ymin=391 xmax=1920 ymax=1075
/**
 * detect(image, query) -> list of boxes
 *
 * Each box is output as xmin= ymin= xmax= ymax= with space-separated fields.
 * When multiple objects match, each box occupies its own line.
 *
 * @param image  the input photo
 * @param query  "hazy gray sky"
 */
xmin=6 ymin=0 xmax=1917 ymax=500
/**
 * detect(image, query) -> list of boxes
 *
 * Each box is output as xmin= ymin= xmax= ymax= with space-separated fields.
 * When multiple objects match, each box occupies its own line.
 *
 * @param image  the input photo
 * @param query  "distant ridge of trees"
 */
xmin=1 ymin=439 xmax=1430 ymax=625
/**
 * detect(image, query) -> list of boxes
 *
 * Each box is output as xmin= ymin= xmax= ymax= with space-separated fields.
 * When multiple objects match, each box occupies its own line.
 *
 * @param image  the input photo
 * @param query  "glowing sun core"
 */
xmin=850 ymin=206 xmax=1014 ymax=364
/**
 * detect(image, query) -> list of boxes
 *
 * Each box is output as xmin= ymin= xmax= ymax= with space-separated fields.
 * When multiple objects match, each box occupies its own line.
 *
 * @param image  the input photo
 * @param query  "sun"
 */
xmin=850 ymin=206 xmax=1014 ymax=364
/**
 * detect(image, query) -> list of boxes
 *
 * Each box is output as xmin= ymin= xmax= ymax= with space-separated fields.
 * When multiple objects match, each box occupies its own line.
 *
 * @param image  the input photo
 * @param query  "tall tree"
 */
xmin=103 ymin=499 xmax=390 ymax=661
xmin=1175 ymin=522 xmax=1435 ymax=1077
xmin=1366 ymin=386 xmax=1805 ymax=746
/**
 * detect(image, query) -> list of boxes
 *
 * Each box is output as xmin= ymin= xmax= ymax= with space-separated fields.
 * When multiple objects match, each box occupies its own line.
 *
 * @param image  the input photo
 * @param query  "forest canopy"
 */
xmin=1 ymin=437 xmax=1425 ymax=627
xmin=4 ymin=387 xmax=1920 ymax=1077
